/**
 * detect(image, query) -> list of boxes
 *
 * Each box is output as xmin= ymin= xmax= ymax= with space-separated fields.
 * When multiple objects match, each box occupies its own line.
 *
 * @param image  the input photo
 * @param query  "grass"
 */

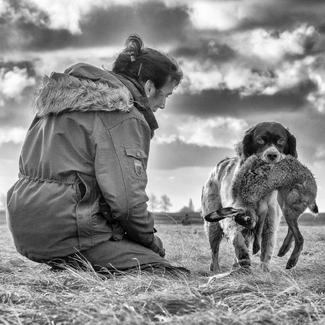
xmin=1 ymin=221 xmax=325 ymax=324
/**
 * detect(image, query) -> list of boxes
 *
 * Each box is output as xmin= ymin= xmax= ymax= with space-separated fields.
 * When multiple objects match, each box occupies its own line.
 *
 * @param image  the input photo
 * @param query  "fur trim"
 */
xmin=33 ymin=74 xmax=133 ymax=117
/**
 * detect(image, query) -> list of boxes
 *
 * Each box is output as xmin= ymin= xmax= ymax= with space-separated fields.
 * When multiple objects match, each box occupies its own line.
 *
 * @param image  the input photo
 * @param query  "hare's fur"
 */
xmin=232 ymin=155 xmax=318 ymax=269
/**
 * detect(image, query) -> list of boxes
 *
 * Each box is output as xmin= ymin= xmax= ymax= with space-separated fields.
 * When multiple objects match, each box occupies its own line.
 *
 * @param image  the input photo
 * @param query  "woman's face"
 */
xmin=147 ymin=77 xmax=176 ymax=113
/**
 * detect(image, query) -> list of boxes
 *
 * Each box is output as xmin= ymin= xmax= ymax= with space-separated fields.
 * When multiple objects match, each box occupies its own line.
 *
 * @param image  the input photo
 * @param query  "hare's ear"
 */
xmin=285 ymin=129 xmax=298 ymax=158
xmin=217 ymin=207 xmax=244 ymax=217
xmin=204 ymin=207 xmax=241 ymax=222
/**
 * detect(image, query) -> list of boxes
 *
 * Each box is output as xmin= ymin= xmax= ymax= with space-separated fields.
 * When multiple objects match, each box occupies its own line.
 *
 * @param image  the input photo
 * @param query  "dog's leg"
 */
xmin=260 ymin=205 xmax=281 ymax=272
xmin=233 ymin=231 xmax=251 ymax=268
xmin=252 ymin=204 xmax=268 ymax=255
xmin=207 ymin=222 xmax=223 ymax=272
xmin=281 ymin=203 xmax=304 ymax=269
xmin=242 ymin=228 xmax=254 ymax=249
xmin=278 ymin=228 xmax=294 ymax=257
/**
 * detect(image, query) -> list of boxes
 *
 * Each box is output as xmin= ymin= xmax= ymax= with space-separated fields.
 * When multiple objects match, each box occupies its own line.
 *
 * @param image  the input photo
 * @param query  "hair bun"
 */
xmin=125 ymin=34 xmax=143 ymax=58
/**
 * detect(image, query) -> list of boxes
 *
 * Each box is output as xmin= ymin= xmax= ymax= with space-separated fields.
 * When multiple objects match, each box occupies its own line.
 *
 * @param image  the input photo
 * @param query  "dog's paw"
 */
xmin=236 ymin=258 xmax=251 ymax=269
xmin=230 ymin=266 xmax=252 ymax=276
xmin=260 ymin=262 xmax=270 ymax=272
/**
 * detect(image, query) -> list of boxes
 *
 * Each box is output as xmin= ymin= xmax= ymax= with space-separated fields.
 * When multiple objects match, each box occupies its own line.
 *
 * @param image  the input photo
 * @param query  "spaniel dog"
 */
xmin=201 ymin=121 xmax=298 ymax=272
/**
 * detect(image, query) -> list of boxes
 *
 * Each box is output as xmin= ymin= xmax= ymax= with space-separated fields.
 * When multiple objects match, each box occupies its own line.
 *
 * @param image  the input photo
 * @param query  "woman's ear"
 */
xmin=144 ymin=80 xmax=155 ymax=98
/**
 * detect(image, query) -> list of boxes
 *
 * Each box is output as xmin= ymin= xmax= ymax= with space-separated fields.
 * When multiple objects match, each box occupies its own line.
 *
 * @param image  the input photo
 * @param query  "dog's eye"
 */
xmin=256 ymin=137 xmax=264 ymax=145
xmin=277 ymin=138 xmax=285 ymax=145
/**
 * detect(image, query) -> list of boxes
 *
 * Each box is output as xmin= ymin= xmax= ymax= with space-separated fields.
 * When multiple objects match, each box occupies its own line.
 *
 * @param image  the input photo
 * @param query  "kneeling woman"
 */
xmin=7 ymin=34 xmax=187 ymax=276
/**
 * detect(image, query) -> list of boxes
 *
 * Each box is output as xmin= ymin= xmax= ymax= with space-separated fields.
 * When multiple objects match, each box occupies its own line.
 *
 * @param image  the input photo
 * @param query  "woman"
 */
xmin=7 ymin=34 xmax=186 ymax=275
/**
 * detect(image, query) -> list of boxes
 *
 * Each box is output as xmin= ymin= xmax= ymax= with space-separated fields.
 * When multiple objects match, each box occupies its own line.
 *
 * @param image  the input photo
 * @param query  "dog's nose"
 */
xmin=267 ymin=153 xmax=278 ymax=161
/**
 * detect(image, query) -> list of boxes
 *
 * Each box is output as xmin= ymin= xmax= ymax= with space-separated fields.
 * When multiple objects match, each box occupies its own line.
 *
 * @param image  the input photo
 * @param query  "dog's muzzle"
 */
xmin=261 ymin=147 xmax=284 ymax=163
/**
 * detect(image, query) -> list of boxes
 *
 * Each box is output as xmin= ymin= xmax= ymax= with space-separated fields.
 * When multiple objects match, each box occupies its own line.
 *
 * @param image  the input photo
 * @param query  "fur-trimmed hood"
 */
xmin=33 ymin=71 xmax=134 ymax=117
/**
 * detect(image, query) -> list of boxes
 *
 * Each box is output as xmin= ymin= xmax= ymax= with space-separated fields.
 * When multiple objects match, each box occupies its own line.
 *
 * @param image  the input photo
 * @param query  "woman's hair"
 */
xmin=112 ymin=34 xmax=183 ymax=89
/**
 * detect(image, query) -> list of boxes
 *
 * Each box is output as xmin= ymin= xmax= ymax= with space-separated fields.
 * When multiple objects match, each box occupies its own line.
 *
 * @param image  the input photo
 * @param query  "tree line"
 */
xmin=148 ymin=193 xmax=196 ymax=213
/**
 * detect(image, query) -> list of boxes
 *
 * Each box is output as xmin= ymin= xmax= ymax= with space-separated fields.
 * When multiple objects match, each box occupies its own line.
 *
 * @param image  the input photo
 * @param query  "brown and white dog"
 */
xmin=201 ymin=121 xmax=298 ymax=272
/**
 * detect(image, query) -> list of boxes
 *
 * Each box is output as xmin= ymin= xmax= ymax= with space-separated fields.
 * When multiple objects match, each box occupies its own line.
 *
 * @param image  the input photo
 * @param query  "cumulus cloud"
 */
xmin=231 ymin=24 xmax=318 ymax=66
xmin=179 ymin=60 xmax=223 ymax=93
xmin=178 ymin=116 xmax=247 ymax=148
xmin=305 ymin=56 xmax=325 ymax=112
xmin=0 ymin=66 xmax=36 ymax=100
xmin=0 ymin=63 xmax=37 ymax=128
xmin=189 ymin=1 xmax=240 ymax=31
xmin=0 ymin=127 xmax=26 ymax=145
xmin=169 ymin=22 xmax=322 ymax=110
xmin=0 ymin=0 xmax=9 ymax=14
xmin=187 ymin=0 xmax=325 ymax=32
xmin=1 ymin=0 xmax=108 ymax=35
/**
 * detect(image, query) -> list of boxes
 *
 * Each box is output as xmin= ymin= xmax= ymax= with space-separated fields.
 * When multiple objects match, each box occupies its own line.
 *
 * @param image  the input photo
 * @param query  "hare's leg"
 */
xmin=278 ymin=228 xmax=294 ymax=257
xmin=282 ymin=204 xmax=304 ymax=269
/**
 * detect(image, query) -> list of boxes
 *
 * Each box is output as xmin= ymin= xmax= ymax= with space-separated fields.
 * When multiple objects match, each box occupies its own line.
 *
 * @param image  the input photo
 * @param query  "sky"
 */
xmin=0 ymin=0 xmax=325 ymax=213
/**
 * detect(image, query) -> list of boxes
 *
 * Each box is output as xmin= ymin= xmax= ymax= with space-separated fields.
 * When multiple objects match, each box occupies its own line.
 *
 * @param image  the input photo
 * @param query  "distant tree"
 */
xmin=188 ymin=199 xmax=194 ymax=212
xmin=160 ymin=194 xmax=172 ymax=212
xmin=179 ymin=206 xmax=193 ymax=213
xmin=148 ymin=193 xmax=159 ymax=212
xmin=179 ymin=198 xmax=195 ymax=213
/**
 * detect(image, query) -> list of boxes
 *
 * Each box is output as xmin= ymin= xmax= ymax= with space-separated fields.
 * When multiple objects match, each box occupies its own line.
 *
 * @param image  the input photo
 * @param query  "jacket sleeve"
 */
xmin=93 ymin=113 xmax=164 ymax=256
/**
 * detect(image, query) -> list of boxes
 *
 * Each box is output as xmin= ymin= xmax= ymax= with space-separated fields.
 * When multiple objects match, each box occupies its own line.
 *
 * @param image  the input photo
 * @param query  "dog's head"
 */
xmin=237 ymin=122 xmax=297 ymax=163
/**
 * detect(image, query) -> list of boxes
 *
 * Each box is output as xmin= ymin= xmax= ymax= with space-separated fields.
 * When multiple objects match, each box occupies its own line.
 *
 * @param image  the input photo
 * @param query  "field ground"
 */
xmin=0 ymin=213 xmax=325 ymax=324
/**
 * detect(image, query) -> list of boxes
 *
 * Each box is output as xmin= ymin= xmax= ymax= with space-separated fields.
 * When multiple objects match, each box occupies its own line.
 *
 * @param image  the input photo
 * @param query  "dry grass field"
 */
xmin=0 ymin=213 xmax=325 ymax=324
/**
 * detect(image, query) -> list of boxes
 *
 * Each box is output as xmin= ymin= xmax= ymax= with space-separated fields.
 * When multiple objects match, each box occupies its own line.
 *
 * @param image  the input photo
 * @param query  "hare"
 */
xmin=228 ymin=154 xmax=318 ymax=269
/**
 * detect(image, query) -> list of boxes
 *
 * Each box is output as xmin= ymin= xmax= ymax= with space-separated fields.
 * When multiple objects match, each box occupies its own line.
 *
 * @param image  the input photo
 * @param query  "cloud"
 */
xmin=31 ymin=0 xmax=87 ymax=34
xmin=189 ymin=1 xmax=240 ymax=31
xmin=0 ymin=62 xmax=37 ymax=128
xmin=155 ymin=116 xmax=248 ymax=148
xmin=231 ymin=24 xmax=318 ymax=66
xmin=0 ymin=0 xmax=190 ymax=52
xmin=187 ymin=0 xmax=325 ymax=32
xmin=305 ymin=56 xmax=325 ymax=113
xmin=0 ymin=127 xmax=26 ymax=145
xmin=175 ymin=24 xmax=322 ymax=98
xmin=0 ymin=66 xmax=36 ymax=99
xmin=149 ymin=139 xmax=234 ymax=170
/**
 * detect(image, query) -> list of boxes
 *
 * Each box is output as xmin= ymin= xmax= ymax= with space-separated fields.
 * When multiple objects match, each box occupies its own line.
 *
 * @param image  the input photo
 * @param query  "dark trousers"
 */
xmin=47 ymin=236 xmax=189 ymax=276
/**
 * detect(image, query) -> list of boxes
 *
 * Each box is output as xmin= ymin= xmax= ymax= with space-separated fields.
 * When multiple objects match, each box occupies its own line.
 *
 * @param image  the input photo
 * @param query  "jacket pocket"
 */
xmin=125 ymin=147 xmax=148 ymax=180
xmin=75 ymin=172 xmax=98 ymax=248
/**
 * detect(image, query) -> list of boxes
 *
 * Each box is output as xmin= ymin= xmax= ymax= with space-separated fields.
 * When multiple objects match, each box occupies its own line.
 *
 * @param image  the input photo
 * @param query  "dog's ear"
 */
xmin=241 ymin=127 xmax=255 ymax=158
xmin=285 ymin=129 xmax=298 ymax=158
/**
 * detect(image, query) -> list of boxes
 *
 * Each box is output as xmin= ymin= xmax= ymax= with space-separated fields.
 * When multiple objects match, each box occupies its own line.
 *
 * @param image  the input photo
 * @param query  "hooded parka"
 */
xmin=6 ymin=63 xmax=165 ymax=263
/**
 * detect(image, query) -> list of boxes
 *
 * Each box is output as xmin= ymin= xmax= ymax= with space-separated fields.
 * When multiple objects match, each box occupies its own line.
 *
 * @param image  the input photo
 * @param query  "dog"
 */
xmin=201 ymin=121 xmax=298 ymax=272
